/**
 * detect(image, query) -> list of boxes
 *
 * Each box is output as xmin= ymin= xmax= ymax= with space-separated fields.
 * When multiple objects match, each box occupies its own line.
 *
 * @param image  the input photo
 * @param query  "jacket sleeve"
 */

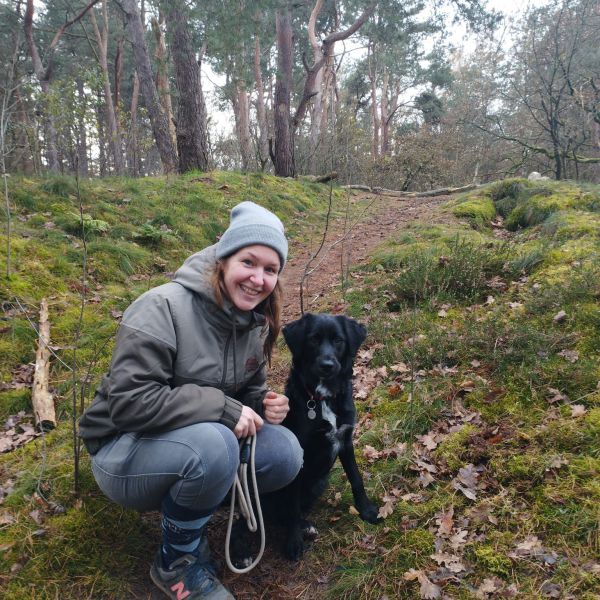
xmin=236 ymin=364 xmax=268 ymax=416
xmin=105 ymin=300 xmax=243 ymax=433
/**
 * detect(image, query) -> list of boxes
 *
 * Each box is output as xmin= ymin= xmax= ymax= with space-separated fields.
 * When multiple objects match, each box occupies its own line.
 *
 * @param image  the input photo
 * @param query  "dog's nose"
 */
xmin=318 ymin=359 xmax=336 ymax=373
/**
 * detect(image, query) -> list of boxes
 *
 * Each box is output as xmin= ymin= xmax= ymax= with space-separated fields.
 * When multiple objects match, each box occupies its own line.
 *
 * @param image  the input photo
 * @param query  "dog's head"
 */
xmin=283 ymin=313 xmax=367 ymax=382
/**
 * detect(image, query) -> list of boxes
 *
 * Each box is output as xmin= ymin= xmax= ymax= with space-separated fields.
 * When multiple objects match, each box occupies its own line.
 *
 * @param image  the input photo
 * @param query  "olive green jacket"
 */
xmin=78 ymin=245 xmax=268 ymax=449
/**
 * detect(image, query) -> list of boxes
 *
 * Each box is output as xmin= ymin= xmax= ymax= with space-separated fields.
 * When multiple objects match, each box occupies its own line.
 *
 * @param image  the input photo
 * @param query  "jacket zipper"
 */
xmin=220 ymin=331 xmax=233 ymax=389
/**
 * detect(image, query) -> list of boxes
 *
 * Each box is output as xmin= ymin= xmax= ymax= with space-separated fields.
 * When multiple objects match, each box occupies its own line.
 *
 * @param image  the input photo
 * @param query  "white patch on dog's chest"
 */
xmin=322 ymin=401 xmax=341 ymax=458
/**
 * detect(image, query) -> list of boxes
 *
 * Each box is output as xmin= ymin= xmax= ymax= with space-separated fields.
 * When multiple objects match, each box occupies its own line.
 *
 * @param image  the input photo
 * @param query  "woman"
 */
xmin=79 ymin=201 xmax=303 ymax=600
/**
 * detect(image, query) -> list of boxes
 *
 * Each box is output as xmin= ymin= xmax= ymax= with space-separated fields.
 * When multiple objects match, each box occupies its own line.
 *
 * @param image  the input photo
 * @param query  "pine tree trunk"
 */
xmin=253 ymin=36 xmax=269 ymax=171
xmin=122 ymin=0 xmax=178 ymax=174
xmin=380 ymin=70 xmax=390 ymax=155
xmin=96 ymin=91 xmax=107 ymax=176
xmin=89 ymin=2 xmax=125 ymax=175
xmin=368 ymin=52 xmax=379 ymax=159
xmin=127 ymin=70 xmax=140 ymax=176
xmin=162 ymin=0 xmax=210 ymax=173
xmin=75 ymin=78 xmax=89 ymax=176
xmin=273 ymin=6 xmax=295 ymax=177
xmin=234 ymin=82 xmax=252 ymax=171
xmin=151 ymin=13 xmax=176 ymax=145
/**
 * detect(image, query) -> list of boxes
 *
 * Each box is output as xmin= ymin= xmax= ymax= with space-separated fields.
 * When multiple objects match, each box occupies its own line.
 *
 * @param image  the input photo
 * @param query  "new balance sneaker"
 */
xmin=150 ymin=552 xmax=234 ymax=600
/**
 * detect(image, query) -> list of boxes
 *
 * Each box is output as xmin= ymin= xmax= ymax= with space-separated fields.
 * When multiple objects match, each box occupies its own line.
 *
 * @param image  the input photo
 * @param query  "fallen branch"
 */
xmin=303 ymin=171 xmax=338 ymax=183
xmin=32 ymin=298 xmax=55 ymax=431
xmin=342 ymin=183 xmax=480 ymax=197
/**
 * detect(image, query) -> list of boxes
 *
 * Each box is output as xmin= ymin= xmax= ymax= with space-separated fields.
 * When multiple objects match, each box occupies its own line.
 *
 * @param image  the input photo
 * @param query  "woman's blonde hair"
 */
xmin=211 ymin=261 xmax=282 ymax=365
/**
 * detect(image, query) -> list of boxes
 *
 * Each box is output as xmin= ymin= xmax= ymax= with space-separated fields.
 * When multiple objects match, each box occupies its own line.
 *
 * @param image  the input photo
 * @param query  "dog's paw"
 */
xmin=300 ymin=518 xmax=319 ymax=540
xmin=285 ymin=530 xmax=306 ymax=561
xmin=232 ymin=554 xmax=254 ymax=569
xmin=359 ymin=501 xmax=383 ymax=524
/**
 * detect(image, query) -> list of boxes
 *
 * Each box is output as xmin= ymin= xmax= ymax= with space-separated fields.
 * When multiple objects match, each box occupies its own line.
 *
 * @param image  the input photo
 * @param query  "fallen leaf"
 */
xmin=515 ymin=535 xmax=543 ymax=554
xmin=378 ymin=501 xmax=394 ymax=519
xmin=475 ymin=577 xmax=501 ymax=598
xmin=449 ymin=529 xmax=468 ymax=549
xmin=553 ymin=310 xmax=567 ymax=323
xmin=29 ymin=509 xmax=44 ymax=525
xmin=557 ymin=349 xmax=579 ymax=363
xmin=485 ymin=296 xmax=495 ymax=305
xmin=437 ymin=309 xmax=448 ymax=318
xmin=363 ymin=445 xmax=380 ymax=462
xmin=403 ymin=569 xmax=442 ymax=599
xmin=417 ymin=433 xmax=438 ymax=451
xmin=546 ymin=388 xmax=568 ymax=404
xmin=540 ymin=582 xmax=562 ymax=598
xmin=348 ymin=505 xmax=360 ymax=516
xmin=0 ymin=511 xmax=16 ymax=525
xmin=471 ymin=359 xmax=481 ymax=368
xmin=436 ymin=506 xmax=454 ymax=536
xmin=548 ymin=456 xmax=569 ymax=470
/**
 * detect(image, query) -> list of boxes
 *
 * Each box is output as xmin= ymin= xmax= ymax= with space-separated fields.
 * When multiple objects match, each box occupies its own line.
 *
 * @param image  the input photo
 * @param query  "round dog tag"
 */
xmin=307 ymin=408 xmax=317 ymax=420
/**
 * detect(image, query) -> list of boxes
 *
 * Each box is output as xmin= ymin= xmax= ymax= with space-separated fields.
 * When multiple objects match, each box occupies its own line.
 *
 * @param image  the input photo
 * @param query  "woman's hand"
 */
xmin=234 ymin=406 xmax=264 ymax=439
xmin=263 ymin=391 xmax=290 ymax=425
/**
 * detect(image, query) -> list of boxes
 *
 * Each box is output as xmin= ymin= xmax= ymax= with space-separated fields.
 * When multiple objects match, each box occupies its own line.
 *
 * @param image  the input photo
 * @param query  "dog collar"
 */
xmin=304 ymin=386 xmax=335 ymax=420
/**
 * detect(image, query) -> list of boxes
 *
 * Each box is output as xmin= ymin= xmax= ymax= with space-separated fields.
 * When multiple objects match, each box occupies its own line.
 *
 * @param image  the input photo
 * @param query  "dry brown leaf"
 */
xmin=515 ymin=535 xmax=543 ymax=554
xmin=403 ymin=570 xmax=442 ymax=599
xmin=475 ymin=578 xmax=501 ymax=598
xmin=546 ymin=387 xmax=568 ymax=404
xmin=436 ymin=506 xmax=454 ymax=536
xmin=378 ymin=501 xmax=394 ymax=519
xmin=417 ymin=433 xmax=438 ymax=451
xmin=553 ymin=310 xmax=567 ymax=323
xmin=0 ymin=511 xmax=16 ymax=526
xmin=348 ymin=505 xmax=360 ymax=516
xmin=557 ymin=349 xmax=579 ymax=363
xmin=570 ymin=404 xmax=587 ymax=417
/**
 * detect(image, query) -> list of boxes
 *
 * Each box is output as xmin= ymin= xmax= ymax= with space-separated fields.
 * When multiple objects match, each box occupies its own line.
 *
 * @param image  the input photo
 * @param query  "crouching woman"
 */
xmin=79 ymin=201 xmax=303 ymax=600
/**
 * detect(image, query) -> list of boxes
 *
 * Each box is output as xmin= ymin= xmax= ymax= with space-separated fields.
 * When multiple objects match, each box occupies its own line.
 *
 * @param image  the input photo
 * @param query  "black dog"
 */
xmin=268 ymin=312 xmax=381 ymax=560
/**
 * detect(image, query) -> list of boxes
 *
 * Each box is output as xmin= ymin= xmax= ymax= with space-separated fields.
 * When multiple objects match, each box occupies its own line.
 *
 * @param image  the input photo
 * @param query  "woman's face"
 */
xmin=221 ymin=245 xmax=280 ymax=311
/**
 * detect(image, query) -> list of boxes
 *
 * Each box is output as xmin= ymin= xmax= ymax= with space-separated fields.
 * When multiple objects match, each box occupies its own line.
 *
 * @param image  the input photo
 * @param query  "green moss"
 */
xmin=469 ymin=542 xmax=513 ymax=577
xmin=451 ymin=196 xmax=496 ymax=228
xmin=433 ymin=424 xmax=477 ymax=471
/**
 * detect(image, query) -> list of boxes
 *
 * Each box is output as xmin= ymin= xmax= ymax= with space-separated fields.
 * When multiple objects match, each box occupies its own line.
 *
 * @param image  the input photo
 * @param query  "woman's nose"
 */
xmin=249 ymin=269 xmax=264 ymax=286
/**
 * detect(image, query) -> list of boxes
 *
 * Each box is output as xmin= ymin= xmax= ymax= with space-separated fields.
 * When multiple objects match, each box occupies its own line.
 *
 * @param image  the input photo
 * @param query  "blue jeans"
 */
xmin=90 ymin=422 xmax=303 ymax=514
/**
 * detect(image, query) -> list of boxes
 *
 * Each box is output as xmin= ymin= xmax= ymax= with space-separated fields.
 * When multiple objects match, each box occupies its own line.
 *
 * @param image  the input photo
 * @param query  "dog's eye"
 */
xmin=334 ymin=338 xmax=345 ymax=347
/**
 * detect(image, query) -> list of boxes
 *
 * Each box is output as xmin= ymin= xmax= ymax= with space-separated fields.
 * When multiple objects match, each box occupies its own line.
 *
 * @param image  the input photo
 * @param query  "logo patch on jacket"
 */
xmin=245 ymin=356 xmax=259 ymax=372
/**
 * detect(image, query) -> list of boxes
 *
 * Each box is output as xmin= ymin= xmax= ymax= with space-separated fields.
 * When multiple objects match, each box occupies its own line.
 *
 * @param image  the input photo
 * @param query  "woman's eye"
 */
xmin=242 ymin=259 xmax=253 ymax=266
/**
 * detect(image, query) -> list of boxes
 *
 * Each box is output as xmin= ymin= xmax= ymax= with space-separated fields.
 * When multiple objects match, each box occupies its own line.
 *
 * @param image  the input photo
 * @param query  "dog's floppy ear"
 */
xmin=340 ymin=316 xmax=367 ymax=357
xmin=283 ymin=313 xmax=311 ymax=355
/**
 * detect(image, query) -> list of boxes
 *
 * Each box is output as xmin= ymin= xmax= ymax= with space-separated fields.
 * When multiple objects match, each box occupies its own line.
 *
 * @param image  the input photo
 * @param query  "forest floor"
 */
xmin=190 ymin=191 xmax=454 ymax=600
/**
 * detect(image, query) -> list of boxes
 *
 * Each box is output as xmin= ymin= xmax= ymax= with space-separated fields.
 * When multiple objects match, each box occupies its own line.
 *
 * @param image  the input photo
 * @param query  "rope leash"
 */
xmin=224 ymin=435 xmax=265 ymax=573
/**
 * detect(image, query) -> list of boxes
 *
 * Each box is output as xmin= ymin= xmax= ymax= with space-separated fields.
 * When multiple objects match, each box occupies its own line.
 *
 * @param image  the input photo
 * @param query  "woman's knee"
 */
xmin=178 ymin=422 xmax=240 ymax=484
xmin=254 ymin=424 xmax=303 ymax=493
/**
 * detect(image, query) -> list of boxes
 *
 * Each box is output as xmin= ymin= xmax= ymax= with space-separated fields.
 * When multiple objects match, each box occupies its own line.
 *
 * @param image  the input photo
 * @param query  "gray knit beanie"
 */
xmin=216 ymin=201 xmax=288 ymax=269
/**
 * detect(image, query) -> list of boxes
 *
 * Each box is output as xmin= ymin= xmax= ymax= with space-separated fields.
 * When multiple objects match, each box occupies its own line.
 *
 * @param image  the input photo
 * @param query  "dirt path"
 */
xmin=145 ymin=191 xmax=454 ymax=600
xmin=280 ymin=192 xmax=454 ymax=322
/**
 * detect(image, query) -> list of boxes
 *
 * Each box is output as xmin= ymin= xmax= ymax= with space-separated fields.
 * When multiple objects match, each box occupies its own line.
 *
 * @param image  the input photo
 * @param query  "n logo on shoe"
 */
xmin=170 ymin=581 xmax=190 ymax=599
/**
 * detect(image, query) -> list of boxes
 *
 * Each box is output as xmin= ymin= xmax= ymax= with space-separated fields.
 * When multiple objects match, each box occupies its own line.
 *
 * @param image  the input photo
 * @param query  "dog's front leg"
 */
xmin=282 ymin=476 xmax=308 ymax=561
xmin=338 ymin=428 xmax=381 ymax=524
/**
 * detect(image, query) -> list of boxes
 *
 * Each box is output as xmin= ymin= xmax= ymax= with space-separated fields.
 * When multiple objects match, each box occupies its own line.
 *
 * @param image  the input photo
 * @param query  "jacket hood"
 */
xmin=172 ymin=244 xmax=265 ymax=330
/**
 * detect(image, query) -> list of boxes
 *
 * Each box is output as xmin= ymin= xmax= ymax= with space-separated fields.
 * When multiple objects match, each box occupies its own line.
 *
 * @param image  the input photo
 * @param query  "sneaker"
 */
xmin=150 ymin=552 xmax=234 ymax=600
